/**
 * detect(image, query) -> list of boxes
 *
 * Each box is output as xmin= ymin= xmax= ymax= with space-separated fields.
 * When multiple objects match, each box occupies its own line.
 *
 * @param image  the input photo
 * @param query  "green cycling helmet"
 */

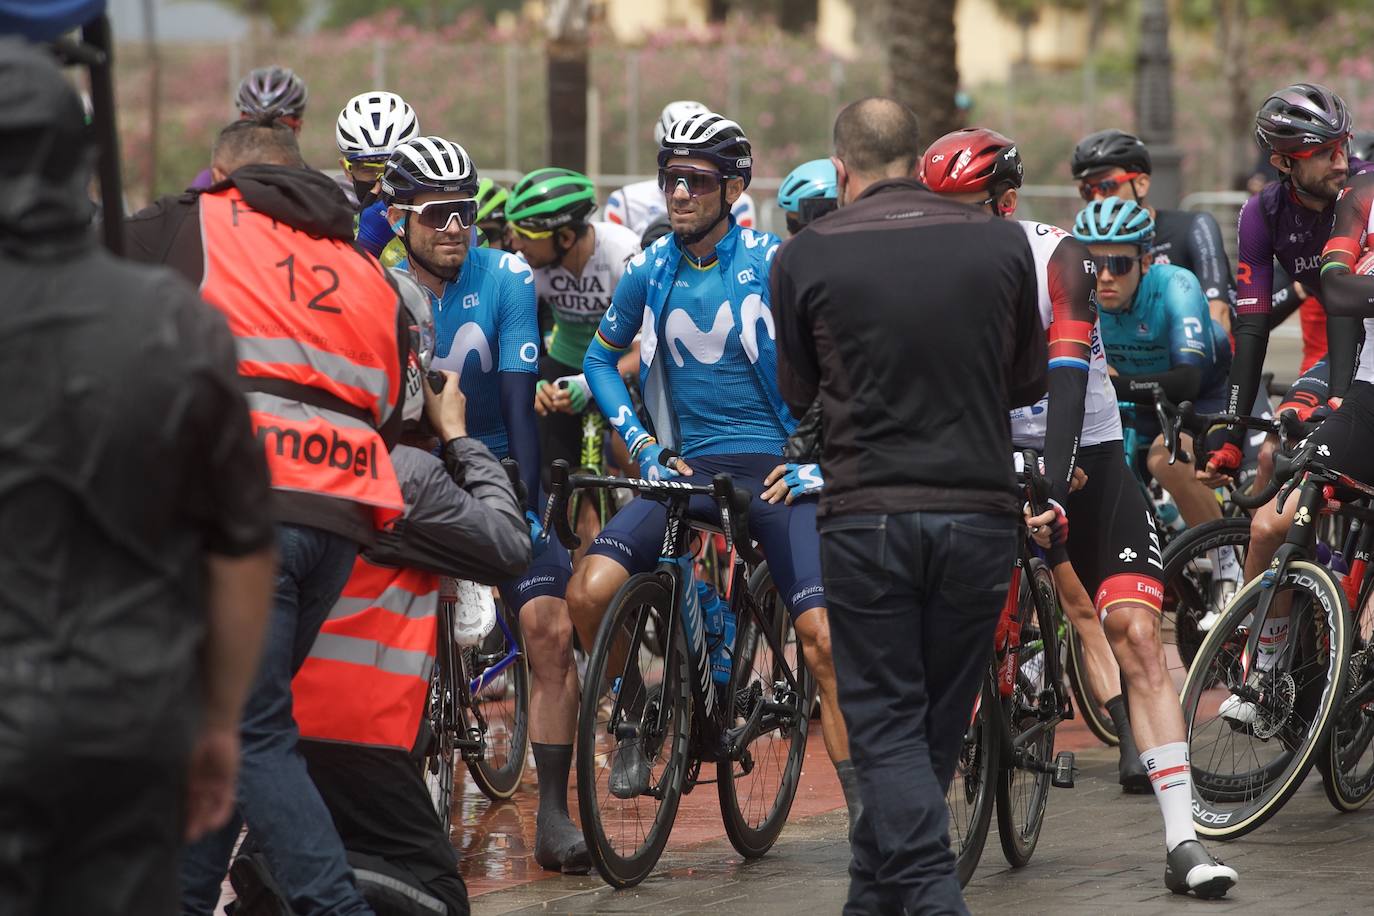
xmin=475 ymin=177 xmax=508 ymax=223
xmin=507 ymin=167 xmax=597 ymax=231
xmin=1072 ymin=197 xmax=1154 ymax=246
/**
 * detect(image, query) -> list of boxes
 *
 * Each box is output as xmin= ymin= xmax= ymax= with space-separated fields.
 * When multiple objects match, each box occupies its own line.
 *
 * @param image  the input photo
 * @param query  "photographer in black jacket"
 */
xmin=772 ymin=97 xmax=1047 ymax=916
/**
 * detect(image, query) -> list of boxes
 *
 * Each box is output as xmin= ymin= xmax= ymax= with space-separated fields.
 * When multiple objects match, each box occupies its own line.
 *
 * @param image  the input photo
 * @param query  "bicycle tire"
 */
xmin=466 ymin=599 xmax=531 ymax=800
xmin=997 ymin=560 xmax=1059 ymax=868
xmin=718 ymin=564 xmax=816 ymax=858
xmin=1160 ymin=516 xmax=1252 ymax=677
xmin=422 ymin=606 xmax=459 ymax=836
xmin=947 ymin=674 xmax=998 ymax=888
xmin=1318 ymin=579 xmax=1374 ymax=812
xmin=1063 ymin=618 xmax=1118 ymax=747
xmin=1182 ymin=559 xmax=1349 ymax=840
xmin=577 ymin=572 xmax=692 ymax=888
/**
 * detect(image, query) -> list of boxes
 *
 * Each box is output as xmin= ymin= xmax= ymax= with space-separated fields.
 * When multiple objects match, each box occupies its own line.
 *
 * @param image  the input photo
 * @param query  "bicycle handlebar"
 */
xmin=542 ymin=459 xmax=765 ymax=566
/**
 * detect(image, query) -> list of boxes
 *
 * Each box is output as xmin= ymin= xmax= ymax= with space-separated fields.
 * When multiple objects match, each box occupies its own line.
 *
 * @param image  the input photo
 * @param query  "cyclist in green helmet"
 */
xmin=506 ymin=167 xmax=641 ymax=478
xmin=474 ymin=177 xmax=511 ymax=251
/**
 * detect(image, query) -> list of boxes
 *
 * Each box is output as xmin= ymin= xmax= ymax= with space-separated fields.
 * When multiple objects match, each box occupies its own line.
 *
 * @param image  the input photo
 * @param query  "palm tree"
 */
xmin=886 ymin=0 xmax=960 ymax=145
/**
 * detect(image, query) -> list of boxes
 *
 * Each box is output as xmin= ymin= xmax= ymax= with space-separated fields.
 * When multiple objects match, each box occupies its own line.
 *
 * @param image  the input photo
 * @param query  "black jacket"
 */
xmin=772 ymin=178 xmax=1047 ymax=517
xmin=125 ymin=165 xmax=407 ymax=544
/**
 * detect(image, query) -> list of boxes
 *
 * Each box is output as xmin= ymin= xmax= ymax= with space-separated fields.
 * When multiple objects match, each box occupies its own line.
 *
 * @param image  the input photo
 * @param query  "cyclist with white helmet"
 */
xmin=570 ymin=111 xmax=863 ymax=835
xmin=604 ymin=100 xmax=757 ymax=234
xmin=189 ymin=66 xmax=307 ymax=190
xmin=504 ymin=168 xmax=641 ymax=477
xmin=380 ymin=137 xmax=590 ymax=875
xmin=337 ymin=91 xmax=422 ymax=266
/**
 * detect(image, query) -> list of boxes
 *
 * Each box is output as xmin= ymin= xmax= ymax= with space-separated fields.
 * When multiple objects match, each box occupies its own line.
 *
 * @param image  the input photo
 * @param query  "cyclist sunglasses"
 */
xmin=391 ymin=198 xmax=478 ymax=232
xmin=343 ymin=157 xmax=388 ymax=183
xmin=1286 ymin=132 xmax=1352 ymax=160
xmin=1091 ymin=253 xmax=1140 ymax=276
xmin=1077 ymin=171 xmax=1145 ymax=201
xmin=509 ymin=222 xmax=555 ymax=240
xmin=658 ymin=166 xmax=723 ymax=198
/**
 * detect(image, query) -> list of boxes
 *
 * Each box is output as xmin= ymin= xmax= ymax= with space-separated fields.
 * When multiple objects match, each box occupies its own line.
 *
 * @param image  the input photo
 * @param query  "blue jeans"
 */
xmin=820 ymin=511 xmax=1016 ymax=916
xmin=180 ymin=524 xmax=372 ymax=916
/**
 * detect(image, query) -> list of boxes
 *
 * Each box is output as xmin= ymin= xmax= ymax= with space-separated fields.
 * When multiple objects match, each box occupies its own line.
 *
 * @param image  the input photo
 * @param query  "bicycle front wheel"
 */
xmin=1182 ymin=559 xmax=1349 ymax=840
xmin=718 ymin=565 xmax=816 ymax=858
xmin=946 ymin=674 xmax=997 ymax=887
xmin=1160 ymin=516 xmax=1252 ymax=682
xmin=576 ymin=572 xmax=692 ymax=888
xmin=1318 ymin=582 xmax=1374 ymax=811
xmin=997 ymin=561 xmax=1059 ymax=868
xmin=466 ymin=598 xmax=531 ymax=800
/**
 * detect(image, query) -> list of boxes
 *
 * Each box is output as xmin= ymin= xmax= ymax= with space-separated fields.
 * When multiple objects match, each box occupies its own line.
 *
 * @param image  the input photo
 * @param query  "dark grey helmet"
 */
xmin=1255 ymin=83 xmax=1350 ymax=155
xmin=236 ymin=66 xmax=308 ymax=121
xmin=1071 ymin=129 xmax=1152 ymax=179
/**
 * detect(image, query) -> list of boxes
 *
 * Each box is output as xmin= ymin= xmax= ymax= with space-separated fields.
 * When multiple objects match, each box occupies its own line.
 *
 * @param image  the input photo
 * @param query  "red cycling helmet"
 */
xmin=920 ymin=127 xmax=1024 ymax=196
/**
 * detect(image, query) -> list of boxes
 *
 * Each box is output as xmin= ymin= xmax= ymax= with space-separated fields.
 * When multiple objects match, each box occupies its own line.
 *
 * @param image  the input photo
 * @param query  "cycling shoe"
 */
xmin=1165 ymin=840 xmax=1237 ymax=899
xmin=609 ymin=737 xmax=651 ymax=799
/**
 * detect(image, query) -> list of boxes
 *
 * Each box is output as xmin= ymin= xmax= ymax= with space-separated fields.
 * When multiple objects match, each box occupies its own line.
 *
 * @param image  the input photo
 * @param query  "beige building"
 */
xmin=589 ymin=0 xmax=1091 ymax=86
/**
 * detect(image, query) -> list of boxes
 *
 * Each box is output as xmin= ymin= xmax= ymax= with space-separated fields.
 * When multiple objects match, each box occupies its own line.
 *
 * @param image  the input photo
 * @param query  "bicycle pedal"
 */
xmin=1052 ymin=751 xmax=1076 ymax=789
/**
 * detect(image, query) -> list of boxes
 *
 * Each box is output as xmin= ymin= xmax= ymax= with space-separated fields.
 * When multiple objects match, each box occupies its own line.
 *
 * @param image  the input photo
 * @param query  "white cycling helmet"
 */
xmin=336 ymin=91 xmax=420 ymax=161
xmin=654 ymin=99 xmax=709 ymax=145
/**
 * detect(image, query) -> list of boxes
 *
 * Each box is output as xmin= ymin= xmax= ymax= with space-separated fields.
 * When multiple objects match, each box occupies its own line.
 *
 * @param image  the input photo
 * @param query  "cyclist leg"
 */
xmin=1061 ymin=450 xmax=1143 ymax=788
xmin=536 ymin=353 xmax=586 ymax=485
xmin=500 ymin=546 xmax=584 ymax=873
xmin=1085 ymin=442 xmax=1235 ymax=893
xmin=1147 ymin=431 xmax=1223 ymax=526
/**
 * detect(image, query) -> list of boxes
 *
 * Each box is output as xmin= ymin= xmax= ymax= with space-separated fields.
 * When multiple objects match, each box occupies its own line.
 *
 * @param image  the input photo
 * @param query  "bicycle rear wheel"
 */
xmin=1182 ymin=560 xmax=1349 ymax=840
xmin=997 ymin=561 xmax=1059 ymax=868
xmin=576 ymin=573 xmax=692 ymax=888
xmin=466 ymin=598 xmax=531 ymax=800
xmin=1318 ymin=582 xmax=1374 ymax=811
xmin=423 ymin=605 xmax=459 ymax=836
xmin=718 ymin=565 xmax=816 ymax=858
xmin=1160 ymin=516 xmax=1252 ymax=682
xmin=946 ymin=674 xmax=997 ymax=888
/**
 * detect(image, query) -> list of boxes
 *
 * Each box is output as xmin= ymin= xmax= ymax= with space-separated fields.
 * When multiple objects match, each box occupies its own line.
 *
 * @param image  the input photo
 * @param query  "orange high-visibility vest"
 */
xmin=292 ymin=557 xmax=439 ymax=751
xmin=198 ymin=188 xmax=404 ymax=527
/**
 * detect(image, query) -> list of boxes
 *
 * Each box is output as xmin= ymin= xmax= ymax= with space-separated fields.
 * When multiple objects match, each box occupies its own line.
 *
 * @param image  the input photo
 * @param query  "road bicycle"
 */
xmin=1175 ymin=436 xmax=1371 ymax=839
xmin=422 ymin=461 xmax=532 ymax=834
xmin=947 ymin=451 xmax=1076 ymax=886
xmin=543 ymin=460 xmax=816 ymax=888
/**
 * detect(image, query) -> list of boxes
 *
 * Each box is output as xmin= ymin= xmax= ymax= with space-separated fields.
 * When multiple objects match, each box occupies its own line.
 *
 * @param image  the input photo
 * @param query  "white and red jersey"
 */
xmin=1010 ymin=220 xmax=1122 ymax=450
xmin=1320 ymin=172 xmax=1374 ymax=384
xmin=605 ymin=179 xmax=756 ymax=236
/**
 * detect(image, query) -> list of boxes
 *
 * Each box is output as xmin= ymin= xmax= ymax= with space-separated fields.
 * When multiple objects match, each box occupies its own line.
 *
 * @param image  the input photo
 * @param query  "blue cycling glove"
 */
xmin=781 ymin=463 xmax=824 ymax=500
xmin=634 ymin=440 xmax=682 ymax=482
xmin=356 ymin=199 xmax=395 ymax=258
xmin=526 ymin=509 xmax=549 ymax=557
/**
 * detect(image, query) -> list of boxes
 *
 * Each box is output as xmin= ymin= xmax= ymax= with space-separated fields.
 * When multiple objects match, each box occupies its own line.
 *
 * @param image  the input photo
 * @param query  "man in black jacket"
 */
xmin=772 ymin=97 xmax=1047 ymax=916
xmin=0 ymin=41 xmax=275 ymax=915
xmin=127 ymin=121 xmax=406 ymax=915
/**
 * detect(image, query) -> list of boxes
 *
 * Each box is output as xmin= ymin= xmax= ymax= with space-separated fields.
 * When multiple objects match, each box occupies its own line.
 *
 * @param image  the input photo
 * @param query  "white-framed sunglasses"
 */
xmin=391 ymin=197 xmax=479 ymax=231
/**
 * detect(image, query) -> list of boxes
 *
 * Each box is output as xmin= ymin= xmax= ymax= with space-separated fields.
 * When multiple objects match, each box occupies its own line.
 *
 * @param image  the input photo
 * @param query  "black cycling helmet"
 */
xmin=1071 ymin=129 xmax=1152 ymax=179
xmin=1255 ymin=83 xmax=1351 ymax=155
xmin=657 ymin=112 xmax=754 ymax=189
xmin=379 ymin=136 xmax=479 ymax=203
xmin=236 ymin=66 xmax=308 ymax=121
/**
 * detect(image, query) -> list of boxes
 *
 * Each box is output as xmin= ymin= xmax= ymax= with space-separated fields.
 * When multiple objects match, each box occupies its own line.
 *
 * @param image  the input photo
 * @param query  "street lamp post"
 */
xmin=1135 ymin=0 xmax=1182 ymax=208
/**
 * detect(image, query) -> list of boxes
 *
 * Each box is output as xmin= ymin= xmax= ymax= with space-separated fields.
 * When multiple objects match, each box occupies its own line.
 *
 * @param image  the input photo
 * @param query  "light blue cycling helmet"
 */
xmin=1072 ymin=197 xmax=1154 ymax=246
xmin=777 ymin=158 xmax=838 ymax=213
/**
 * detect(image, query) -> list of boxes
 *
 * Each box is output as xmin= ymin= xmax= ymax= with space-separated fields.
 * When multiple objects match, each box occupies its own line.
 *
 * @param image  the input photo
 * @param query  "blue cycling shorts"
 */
xmin=587 ymin=453 xmax=826 ymax=620
xmin=498 ymin=536 xmax=571 ymax=614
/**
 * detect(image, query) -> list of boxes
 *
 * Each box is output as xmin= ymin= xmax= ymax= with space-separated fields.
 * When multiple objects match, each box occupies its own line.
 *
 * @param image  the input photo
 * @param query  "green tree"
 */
xmin=195 ymin=0 xmax=308 ymax=36
xmin=323 ymin=0 xmax=520 ymax=29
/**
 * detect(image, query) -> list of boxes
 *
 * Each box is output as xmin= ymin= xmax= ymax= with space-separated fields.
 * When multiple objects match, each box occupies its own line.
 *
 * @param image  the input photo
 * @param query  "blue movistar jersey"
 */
xmin=407 ymin=247 xmax=539 ymax=457
xmin=1099 ymin=262 xmax=1227 ymax=399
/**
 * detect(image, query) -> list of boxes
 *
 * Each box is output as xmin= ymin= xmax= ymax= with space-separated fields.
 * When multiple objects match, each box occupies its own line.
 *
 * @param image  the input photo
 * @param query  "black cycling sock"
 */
xmin=1106 ymin=694 xmax=1130 ymax=736
xmin=1107 ymin=694 xmax=1150 ymax=791
xmin=532 ymin=742 xmax=589 ymax=873
xmin=835 ymin=758 xmax=862 ymax=823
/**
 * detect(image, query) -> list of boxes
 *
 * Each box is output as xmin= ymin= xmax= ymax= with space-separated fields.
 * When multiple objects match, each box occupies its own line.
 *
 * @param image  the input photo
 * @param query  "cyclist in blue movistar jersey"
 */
xmin=381 ymin=136 xmax=591 ymax=875
xmin=567 ymin=112 xmax=862 ymax=833
xmin=1075 ymin=199 xmax=1236 ymax=549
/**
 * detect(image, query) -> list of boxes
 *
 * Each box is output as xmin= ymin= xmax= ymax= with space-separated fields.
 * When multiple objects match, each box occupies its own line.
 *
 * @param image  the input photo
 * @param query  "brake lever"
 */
xmin=1274 ymin=473 xmax=1303 ymax=516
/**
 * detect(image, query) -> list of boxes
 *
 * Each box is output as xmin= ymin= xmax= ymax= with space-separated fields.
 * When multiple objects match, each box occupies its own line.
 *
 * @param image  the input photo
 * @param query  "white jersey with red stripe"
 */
xmin=1009 ymin=220 xmax=1122 ymax=450
xmin=604 ymin=178 xmax=757 ymax=236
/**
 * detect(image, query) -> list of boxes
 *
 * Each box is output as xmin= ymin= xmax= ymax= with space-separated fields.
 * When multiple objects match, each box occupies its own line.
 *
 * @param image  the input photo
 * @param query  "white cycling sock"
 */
xmin=1141 ymin=742 xmax=1196 ymax=852
xmin=1256 ymin=616 xmax=1290 ymax=672
xmin=1208 ymin=545 xmax=1243 ymax=583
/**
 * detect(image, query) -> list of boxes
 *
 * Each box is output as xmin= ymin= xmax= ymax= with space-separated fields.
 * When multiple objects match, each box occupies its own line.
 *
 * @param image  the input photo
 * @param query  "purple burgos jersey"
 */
xmin=1235 ymin=157 xmax=1374 ymax=317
